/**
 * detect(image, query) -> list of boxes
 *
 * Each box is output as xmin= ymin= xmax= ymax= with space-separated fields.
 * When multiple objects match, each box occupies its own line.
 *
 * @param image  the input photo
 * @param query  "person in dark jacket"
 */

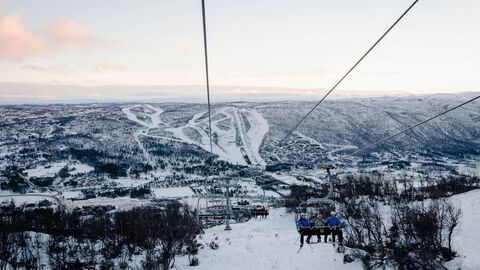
xmin=325 ymin=211 xmax=344 ymax=243
xmin=297 ymin=214 xmax=313 ymax=247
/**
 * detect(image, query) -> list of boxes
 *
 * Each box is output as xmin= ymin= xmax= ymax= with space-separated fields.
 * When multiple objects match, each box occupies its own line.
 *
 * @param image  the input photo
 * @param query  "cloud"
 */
xmin=93 ymin=63 xmax=128 ymax=73
xmin=43 ymin=19 xmax=95 ymax=48
xmin=0 ymin=15 xmax=49 ymax=60
xmin=253 ymin=69 xmax=328 ymax=78
xmin=0 ymin=14 xmax=101 ymax=61
xmin=22 ymin=64 xmax=72 ymax=75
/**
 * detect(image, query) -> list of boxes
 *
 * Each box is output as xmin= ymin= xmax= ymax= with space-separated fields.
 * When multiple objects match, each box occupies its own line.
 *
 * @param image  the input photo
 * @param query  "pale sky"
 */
xmin=0 ymin=0 xmax=479 ymax=102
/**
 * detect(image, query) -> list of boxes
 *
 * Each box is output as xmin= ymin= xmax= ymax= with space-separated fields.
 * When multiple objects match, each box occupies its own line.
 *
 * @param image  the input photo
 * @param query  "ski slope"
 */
xmin=122 ymin=104 xmax=164 ymax=129
xmin=122 ymin=105 xmax=269 ymax=166
xmin=177 ymin=208 xmax=361 ymax=270
xmin=122 ymin=104 xmax=165 ymax=166
xmin=168 ymin=107 xmax=269 ymax=166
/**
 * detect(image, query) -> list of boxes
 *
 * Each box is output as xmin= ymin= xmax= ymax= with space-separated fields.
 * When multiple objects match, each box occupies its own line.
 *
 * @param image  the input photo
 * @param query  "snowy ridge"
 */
xmin=260 ymin=96 xmax=480 ymax=154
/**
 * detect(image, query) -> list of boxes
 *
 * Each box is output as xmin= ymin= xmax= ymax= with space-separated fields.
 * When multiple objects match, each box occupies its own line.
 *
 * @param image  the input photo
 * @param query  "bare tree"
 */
xmin=341 ymin=199 xmax=461 ymax=269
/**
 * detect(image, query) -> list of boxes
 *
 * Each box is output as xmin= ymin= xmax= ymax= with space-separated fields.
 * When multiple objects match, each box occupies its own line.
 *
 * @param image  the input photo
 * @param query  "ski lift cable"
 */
xmin=279 ymin=0 xmax=420 ymax=144
xmin=349 ymin=95 xmax=480 ymax=156
xmin=201 ymin=0 xmax=215 ymax=175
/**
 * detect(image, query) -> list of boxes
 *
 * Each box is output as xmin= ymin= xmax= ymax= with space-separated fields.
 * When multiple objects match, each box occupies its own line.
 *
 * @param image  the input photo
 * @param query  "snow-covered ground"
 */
xmin=62 ymin=191 xmax=83 ymax=200
xmin=175 ymin=188 xmax=480 ymax=270
xmin=70 ymin=163 xmax=95 ymax=175
xmin=25 ymin=161 xmax=93 ymax=178
xmin=152 ymin=187 xmax=194 ymax=198
xmin=269 ymin=173 xmax=314 ymax=187
xmin=456 ymin=161 xmax=480 ymax=177
xmin=113 ymin=177 xmax=152 ymax=188
xmin=447 ymin=189 xmax=480 ymax=270
xmin=25 ymin=161 xmax=68 ymax=178
xmin=176 ymin=208 xmax=361 ymax=270
xmin=68 ymin=197 xmax=149 ymax=209
xmin=0 ymin=194 xmax=59 ymax=205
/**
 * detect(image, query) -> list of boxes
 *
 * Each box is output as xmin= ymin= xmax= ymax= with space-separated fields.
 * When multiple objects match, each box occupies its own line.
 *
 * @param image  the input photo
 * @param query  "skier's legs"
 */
xmin=300 ymin=231 xmax=305 ymax=246
xmin=306 ymin=230 xmax=312 ymax=244
xmin=315 ymin=229 xmax=321 ymax=243
xmin=324 ymin=228 xmax=330 ymax=242
xmin=332 ymin=228 xmax=341 ymax=243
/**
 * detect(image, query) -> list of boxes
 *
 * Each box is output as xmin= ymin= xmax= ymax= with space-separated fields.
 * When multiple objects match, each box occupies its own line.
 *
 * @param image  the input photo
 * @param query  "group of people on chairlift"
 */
xmin=297 ymin=211 xmax=344 ymax=247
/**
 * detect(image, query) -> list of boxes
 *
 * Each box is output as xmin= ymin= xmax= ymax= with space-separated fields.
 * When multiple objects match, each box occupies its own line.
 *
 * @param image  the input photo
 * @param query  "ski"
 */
xmin=336 ymin=243 xmax=346 ymax=254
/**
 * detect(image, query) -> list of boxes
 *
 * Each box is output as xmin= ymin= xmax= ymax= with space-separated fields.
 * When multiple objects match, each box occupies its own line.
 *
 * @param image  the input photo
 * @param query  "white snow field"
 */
xmin=25 ymin=161 xmax=93 ymax=178
xmin=168 ymin=107 xmax=269 ymax=166
xmin=176 ymin=208 xmax=361 ymax=270
xmin=25 ymin=161 xmax=69 ymax=177
xmin=0 ymin=194 xmax=60 ymax=206
xmin=446 ymin=189 xmax=480 ymax=270
xmin=113 ymin=177 xmax=152 ymax=188
xmin=269 ymin=173 xmax=314 ymax=187
xmin=152 ymin=187 xmax=194 ymax=199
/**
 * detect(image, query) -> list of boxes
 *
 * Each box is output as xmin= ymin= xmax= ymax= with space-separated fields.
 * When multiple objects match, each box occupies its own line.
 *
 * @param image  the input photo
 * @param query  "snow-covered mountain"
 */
xmin=1 ymin=93 xmax=479 ymax=179
xmin=258 ymin=95 xmax=480 ymax=155
xmin=116 ymin=94 xmax=480 ymax=171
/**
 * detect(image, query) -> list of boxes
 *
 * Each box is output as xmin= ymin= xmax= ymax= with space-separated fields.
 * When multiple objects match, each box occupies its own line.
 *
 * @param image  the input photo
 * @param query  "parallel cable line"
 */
xmin=280 ymin=0 xmax=420 ymax=144
xmin=350 ymin=95 xmax=480 ymax=155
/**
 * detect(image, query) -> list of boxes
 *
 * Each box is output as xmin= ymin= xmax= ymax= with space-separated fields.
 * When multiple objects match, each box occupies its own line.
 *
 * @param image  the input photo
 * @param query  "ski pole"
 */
xmin=293 ymin=235 xmax=301 ymax=245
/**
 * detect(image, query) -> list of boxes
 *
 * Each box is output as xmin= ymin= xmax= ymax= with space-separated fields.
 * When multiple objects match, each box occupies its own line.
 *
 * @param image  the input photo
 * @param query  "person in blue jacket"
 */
xmin=325 ymin=211 xmax=344 ymax=243
xmin=296 ymin=214 xmax=313 ymax=247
